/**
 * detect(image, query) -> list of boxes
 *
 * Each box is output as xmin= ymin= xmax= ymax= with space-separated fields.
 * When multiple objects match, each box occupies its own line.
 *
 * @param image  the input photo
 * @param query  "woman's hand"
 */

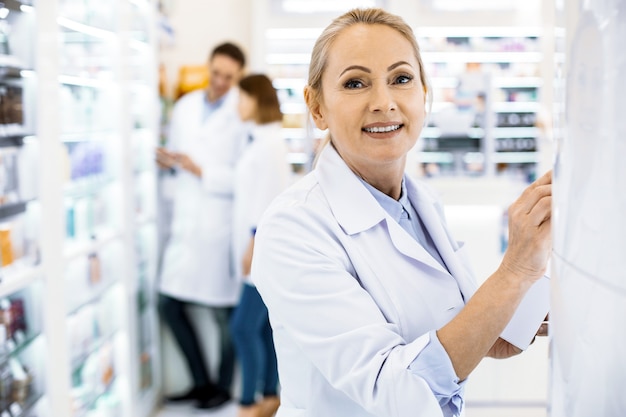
xmin=173 ymin=152 xmax=202 ymax=178
xmin=500 ymin=170 xmax=553 ymax=286
xmin=487 ymin=338 xmax=523 ymax=359
xmin=155 ymin=147 xmax=177 ymax=169
xmin=488 ymin=318 xmax=548 ymax=359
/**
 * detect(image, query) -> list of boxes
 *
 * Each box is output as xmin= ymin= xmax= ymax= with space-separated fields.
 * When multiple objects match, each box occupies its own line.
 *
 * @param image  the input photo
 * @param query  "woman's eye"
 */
xmin=394 ymin=74 xmax=414 ymax=85
xmin=344 ymin=79 xmax=364 ymax=89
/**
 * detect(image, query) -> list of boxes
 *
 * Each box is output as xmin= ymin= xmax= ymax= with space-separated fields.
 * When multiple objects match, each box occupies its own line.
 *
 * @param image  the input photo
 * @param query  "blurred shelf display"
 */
xmin=0 ymin=3 xmax=44 ymax=415
xmin=415 ymin=27 xmax=545 ymax=181
xmin=0 ymin=0 xmax=163 ymax=416
xmin=0 ymin=283 xmax=46 ymax=417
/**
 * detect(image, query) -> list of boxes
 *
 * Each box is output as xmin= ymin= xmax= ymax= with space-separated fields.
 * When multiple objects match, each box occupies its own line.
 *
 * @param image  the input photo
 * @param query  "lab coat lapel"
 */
xmin=406 ymin=179 xmax=478 ymax=300
xmin=315 ymin=145 xmax=452 ymax=275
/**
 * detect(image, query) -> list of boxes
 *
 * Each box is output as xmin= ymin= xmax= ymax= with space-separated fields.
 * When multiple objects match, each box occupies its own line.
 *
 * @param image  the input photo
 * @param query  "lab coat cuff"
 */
xmin=408 ymin=330 xmax=466 ymax=413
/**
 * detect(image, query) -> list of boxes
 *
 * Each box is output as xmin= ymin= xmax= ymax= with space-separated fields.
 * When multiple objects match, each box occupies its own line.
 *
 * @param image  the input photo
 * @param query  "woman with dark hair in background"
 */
xmin=230 ymin=74 xmax=291 ymax=417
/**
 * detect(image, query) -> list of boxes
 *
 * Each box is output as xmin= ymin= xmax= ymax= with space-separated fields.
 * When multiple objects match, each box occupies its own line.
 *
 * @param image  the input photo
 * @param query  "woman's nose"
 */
xmin=369 ymin=83 xmax=396 ymax=113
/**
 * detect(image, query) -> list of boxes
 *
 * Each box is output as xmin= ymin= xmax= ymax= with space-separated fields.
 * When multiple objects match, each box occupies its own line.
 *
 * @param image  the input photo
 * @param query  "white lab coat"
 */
xmin=232 ymin=122 xmax=291 ymax=283
xmin=159 ymin=88 xmax=248 ymax=306
xmin=252 ymin=144 xmax=478 ymax=417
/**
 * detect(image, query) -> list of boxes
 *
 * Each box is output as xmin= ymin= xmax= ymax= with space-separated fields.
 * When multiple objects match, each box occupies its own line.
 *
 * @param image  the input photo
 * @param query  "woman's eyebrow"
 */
xmin=339 ymin=61 xmax=413 ymax=77
xmin=340 ymin=65 xmax=370 ymax=77
xmin=388 ymin=61 xmax=412 ymax=71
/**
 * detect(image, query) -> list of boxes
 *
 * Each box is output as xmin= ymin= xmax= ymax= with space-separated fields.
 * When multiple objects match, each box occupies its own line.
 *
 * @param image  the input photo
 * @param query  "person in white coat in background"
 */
xmin=156 ymin=42 xmax=248 ymax=410
xmin=251 ymin=9 xmax=552 ymax=417
xmin=230 ymin=74 xmax=291 ymax=417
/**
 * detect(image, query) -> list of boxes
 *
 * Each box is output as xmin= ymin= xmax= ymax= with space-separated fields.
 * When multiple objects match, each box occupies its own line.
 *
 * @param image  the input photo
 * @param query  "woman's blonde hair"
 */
xmin=305 ymin=8 xmax=431 ymax=155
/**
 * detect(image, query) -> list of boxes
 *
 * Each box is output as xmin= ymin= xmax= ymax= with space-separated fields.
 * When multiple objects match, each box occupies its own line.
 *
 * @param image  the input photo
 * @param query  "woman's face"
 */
xmin=238 ymin=90 xmax=257 ymax=122
xmin=310 ymin=23 xmax=426 ymax=178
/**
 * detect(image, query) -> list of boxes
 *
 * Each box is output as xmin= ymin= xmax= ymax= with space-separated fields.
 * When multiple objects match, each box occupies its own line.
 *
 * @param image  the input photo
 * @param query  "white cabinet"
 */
xmin=0 ymin=0 xmax=160 ymax=416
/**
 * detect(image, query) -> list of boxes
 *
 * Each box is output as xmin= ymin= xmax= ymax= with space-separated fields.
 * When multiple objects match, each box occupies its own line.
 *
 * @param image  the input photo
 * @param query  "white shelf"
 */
xmin=64 ymin=229 xmax=124 ymax=261
xmin=491 ymin=152 xmax=539 ymax=163
xmin=58 ymin=75 xmax=115 ymax=89
xmin=493 ymin=77 xmax=543 ymax=88
xmin=421 ymin=127 xmax=485 ymax=138
xmin=417 ymin=151 xmax=455 ymax=164
xmin=421 ymin=51 xmax=543 ymax=64
xmin=493 ymin=127 xmax=539 ymax=138
xmin=0 ymin=260 xmax=42 ymax=298
xmin=415 ymin=27 xmax=542 ymax=38
xmin=57 ymin=17 xmax=116 ymax=40
xmin=493 ymin=101 xmax=540 ymax=113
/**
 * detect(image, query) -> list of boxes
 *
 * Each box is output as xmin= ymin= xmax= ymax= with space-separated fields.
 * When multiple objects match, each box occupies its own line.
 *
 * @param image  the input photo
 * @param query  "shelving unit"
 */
xmin=0 ymin=1 xmax=44 ymax=416
xmin=0 ymin=0 xmax=161 ymax=416
xmin=413 ymin=27 xmax=544 ymax=180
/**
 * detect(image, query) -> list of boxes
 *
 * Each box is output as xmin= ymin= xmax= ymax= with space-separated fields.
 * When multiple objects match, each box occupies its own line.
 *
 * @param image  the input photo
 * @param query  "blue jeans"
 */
xmin=230 ymin=283 xmax=279 ymax=405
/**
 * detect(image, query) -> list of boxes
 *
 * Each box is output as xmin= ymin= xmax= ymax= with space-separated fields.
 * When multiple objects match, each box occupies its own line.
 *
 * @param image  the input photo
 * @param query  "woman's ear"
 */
xmin=304 ymin=86 xmax=328 ymax=130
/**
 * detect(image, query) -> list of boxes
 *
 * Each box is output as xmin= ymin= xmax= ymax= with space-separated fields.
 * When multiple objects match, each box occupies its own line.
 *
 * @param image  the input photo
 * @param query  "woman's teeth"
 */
xmin=363 ymin=125 xmax=401 ymax=133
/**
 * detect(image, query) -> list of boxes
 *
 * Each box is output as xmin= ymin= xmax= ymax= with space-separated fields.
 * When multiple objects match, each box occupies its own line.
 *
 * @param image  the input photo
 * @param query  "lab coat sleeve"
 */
xmin=410 ymin=330 xmax=467 ymax=413
xmin=252 ymin=199 xmax=459 ymax=416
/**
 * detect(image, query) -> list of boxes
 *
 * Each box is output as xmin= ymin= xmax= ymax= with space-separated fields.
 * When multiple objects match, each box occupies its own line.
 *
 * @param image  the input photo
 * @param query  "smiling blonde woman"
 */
xmin=251 ymin=8 xmax=552 ymax=417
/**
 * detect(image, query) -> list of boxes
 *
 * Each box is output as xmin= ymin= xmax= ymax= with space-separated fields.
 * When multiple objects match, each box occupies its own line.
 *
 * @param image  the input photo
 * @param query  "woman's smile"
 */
xmin=362 ymin=122 xmax=405 ymax=138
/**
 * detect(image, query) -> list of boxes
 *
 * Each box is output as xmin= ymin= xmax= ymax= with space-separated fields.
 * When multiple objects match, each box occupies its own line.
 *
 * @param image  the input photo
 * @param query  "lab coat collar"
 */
xmin=405 ymin=178 xmax=478 ymax=299
xmin=314 ymin=145 xmax=448 ymax=275
xmin=315 ymin=144 xmax=476 ymax=299
xmin=314 ymin=144 xmax=388 ymax=235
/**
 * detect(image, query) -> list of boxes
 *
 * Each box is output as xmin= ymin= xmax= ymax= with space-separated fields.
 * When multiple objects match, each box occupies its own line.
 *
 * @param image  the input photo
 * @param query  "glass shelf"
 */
xmin=57 ymin=16 xmax=116 ymax=38
xmin=59 ymin=75 xmax=115 ymax=89
xmin=0 ymin=389 xmax=44 ymax=417
xmin=0 ymin=331 xmax=41 ymax=367
xmin=64 ymin=229 xmax=123 ymax=262
xmin=60 ymin=130 xmax=118 ymax=143
xmin=0 ymin=262 xmax=41 ymax=298
xmin=70 ymin=329 xmax=118 ymax=375
xmin=63 ymin=176 xmax=117 ymax=199
xmin=66 ymin=277 xmax=119 ymax=318
xmin=73 ymin=375 xmax=118 ymax=417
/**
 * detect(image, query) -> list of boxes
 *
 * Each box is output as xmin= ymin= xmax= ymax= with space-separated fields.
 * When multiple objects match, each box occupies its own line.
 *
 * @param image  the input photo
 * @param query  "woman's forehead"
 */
xmin=325 ymin=25 xmax=418 ymax=71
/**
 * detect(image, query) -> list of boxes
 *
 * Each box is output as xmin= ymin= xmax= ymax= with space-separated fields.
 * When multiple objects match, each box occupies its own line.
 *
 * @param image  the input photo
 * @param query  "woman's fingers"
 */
xmin=515 ymin=183 xmax=552 ymax=217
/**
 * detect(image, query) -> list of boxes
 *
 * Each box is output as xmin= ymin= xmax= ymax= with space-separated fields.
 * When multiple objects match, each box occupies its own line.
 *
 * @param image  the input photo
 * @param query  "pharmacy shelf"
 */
xmin=491 ymin=152 xmax=539 ymax=164
xmin=0 ymin=331 xmax=42 ymax=367
xmin=0 ymin=134 xmax=31 ymax=148
xmin=0 ymin=201 xmax=28 ymax=220
xmin=4 ymin=390 xmax=44 ymax=417
xmin=64 ymin=230 xmax=123 ymax=262
xmin=493 ymin=102 xmax=540 ymax=113
xmin=0 ymin=262 xmax=42 ymax=298
xmin=493 ymin=127 xmax=539 ymax=138
xmin=422 ymin=51 xmax=542 ymax=63
xmin=70 ymin=329 xmax=119 ymax=375
xmin=2 ymin=1 xmax=158 ymax=416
